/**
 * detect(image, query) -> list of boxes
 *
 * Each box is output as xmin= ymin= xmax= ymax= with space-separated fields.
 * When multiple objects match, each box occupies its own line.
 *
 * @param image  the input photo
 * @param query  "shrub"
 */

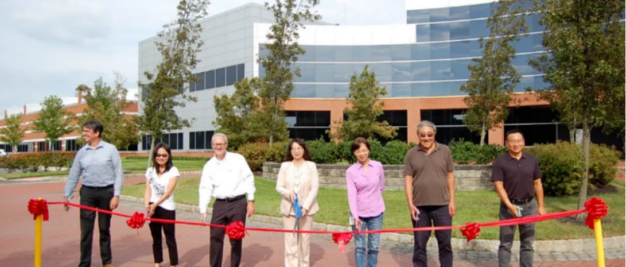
xmin=526 ymin=142 xmax=584 ymax=196
xmin=378 ymin=140 xmax=409 ymax=165
xmin=336 ymin=140 xmax=355 ymax=163
xmin=307 ymin=138 xmax=339 ymax=164
xmin=237 ymin=142 xmax=268 ymax=171
xmin=449 ymin=139 xmax=505 ymax=164
xmin=588 ymin=144 xmax=621 ymax=187
xmin=124 ymin=156 xmax=210 ymax=161
xmin=0 ymin=152 xmax=76 ymax=173
xmin=265 ymin=142 xmax=287 ymax=163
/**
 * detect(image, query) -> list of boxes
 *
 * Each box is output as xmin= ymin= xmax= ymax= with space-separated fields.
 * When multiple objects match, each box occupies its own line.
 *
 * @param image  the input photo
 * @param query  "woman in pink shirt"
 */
xmin=346 ymin=137 xmax=386 ymax=267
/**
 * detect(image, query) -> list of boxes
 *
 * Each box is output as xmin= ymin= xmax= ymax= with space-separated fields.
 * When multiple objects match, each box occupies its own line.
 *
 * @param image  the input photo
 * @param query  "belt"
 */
xmin=510 ymin=197 xmax=534 ymax=205
xmin=215 ymin=194 xmax=246 ymax=202
xmin=82 ymin=184 xmax=114 ymax=189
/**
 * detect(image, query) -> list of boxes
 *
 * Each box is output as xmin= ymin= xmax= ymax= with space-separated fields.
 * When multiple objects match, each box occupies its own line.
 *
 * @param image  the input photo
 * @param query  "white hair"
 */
xmin=417 ymin=120 xmax=437 ymax=133
xmin=211 ymin=133 xmax=228 ymax=144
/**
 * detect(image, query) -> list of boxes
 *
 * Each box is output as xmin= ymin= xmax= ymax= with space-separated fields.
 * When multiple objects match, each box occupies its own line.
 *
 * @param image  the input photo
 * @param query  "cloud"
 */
xmin=0 ymin=0 xmax=406 ymax=115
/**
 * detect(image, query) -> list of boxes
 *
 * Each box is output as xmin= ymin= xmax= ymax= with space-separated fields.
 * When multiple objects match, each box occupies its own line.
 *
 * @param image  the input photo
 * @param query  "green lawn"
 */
xmin=123 ymin=177 xmax=625 ymax=240
xmin=0 ymin=158 xmax=207 ymax=180
xmin=121 ymin=158 xmax=207 ymax=172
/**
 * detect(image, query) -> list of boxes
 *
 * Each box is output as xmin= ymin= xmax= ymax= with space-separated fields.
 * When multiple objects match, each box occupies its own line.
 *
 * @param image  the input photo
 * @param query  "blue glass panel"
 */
xmin=407 ymin=9 xmax=430 ymax=24
xmin=390 ymin=83 xmax=411 ymax=97
xmin=447 ymin=81 xmax=466 ymax=95
xmin=315 ymin=63 xmax=334 ymax=83
xmin=430 ymin=23 xmax=450 ymax=41
xmin=430 ymin=7 xmax=450 ymax=23
xmin=392 ymin=62 xmax=412 ymax=82
xmin=431 ymin=82 xmax=450 ymax=95
xmin=411 ymin=83 xmax=432 ymax=96
xmin=529 ymin=13 xmax=545 ymax=32
xmin=450 ymin=21 xmax=470 ymax=40
xmin=259 ymin=65 xmax=266 ymax=78
xmin=316 ymin=46 xmax=334 ymax=61
xmin=470 ymin=19 xmax=489 ymax=39
xmin=335 ymin=46 xmax=353 ymax=61
xmin=411 ymin=43 xmax=430 ymax=60
xmin=292 ymin=84 xmax=316 ymax=98
xmin=512 ymin=54 xmax=538 ymax=76
xmin=469 ymin=3 xmax=492 ymax=19
xmin=293 ymin=64 xmax=316 ymax=82
xmin=216 ymin=68 xmax=226 ymax=87
xmin=372 ymin=45 xmax=391 ymax=61
xmin=532 ymin=33 xmax=544 ymax=51
xmin=533 ymin=75 xmax=549 ymax=91
xmin=391 ymin=45 xmax=411 ymax=61
xmin=334 ymin=84 xmax=350 ymax=98
xmin=451 ymin=59 xmax=471 ymax=80
xmin=430 ymin=42 xmax=451 ymax=59
xmin=451 ymin=41 xmax=470 ymax=58
xmin=369 ymin=63 xmax=392 ymax=82
xmin=416 ymin=25 xmax=431 ymax=42
xmin=352 ymin=63 xmax=369 ymax=78
xmin=315 ymin=84 xmax=334 ymax=98
xmin=469 ymin=40 xmax=482 ymax=57
xmin=411 ymin=62 xmax=431 ymax=81
xmin=353 ymin=46 xmax=372 ymax=62
xmin=195 ymin=73 xmax=205 ymax=90
xmin=300 ymin=45 xmax=316 ymax=61
xmin=516 ymin=76 xmax=534 ymax=93
xmin=334 ymin=64 xmax=354 ymax=82
xmin=259 ymin=45 xmax=269 ymax=59
xmin=237 ymin=64 xmax=244 ymax=82
xmin=431 ymin=61 xmax=452 ymax=80
xmin=226 ymin=65 xmax=237 ymax=86
xmin=511 ymin=34 xmax=534 ymax=53
xmin=450 ymin=6 xmax=470 ymax=21
xmin=206 ymin=70 xmax=215 ymax=89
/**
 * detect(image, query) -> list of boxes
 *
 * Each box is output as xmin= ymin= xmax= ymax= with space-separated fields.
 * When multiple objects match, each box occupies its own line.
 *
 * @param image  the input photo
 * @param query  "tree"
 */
xmin=460 ymin=1 xmax=529 ymax=146
xmin=256 ymin=0 xmax=321 ymax=146
xmin=213 ymin=78 xmax=262 ymax=149
xmin=0 ymin=114 xmax=25 ymax=153
xmin=76 ymin=74 xmax=140 ymax=150
xmin=330 ymin=66 xmax=398 ymax=141
xmin=32 ymin=95 xmax=75 ymax=150
xmin=528 ymin=0 xmax=625 ymax=218
xmin=136 ymin=0 xmax=208 ymax=166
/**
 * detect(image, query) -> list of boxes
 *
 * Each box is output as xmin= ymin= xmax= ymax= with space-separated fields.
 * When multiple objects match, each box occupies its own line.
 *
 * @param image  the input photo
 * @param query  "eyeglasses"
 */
xmin=212 ymin=142 xmax=227 ymax=147
xmin=419 ymin=132 xmax=434 ymax=138
xmin=155 ymin=154 xmax=169 ymax=158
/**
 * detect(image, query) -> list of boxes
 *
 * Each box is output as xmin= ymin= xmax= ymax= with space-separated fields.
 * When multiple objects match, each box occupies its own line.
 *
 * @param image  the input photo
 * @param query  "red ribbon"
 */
xmin=28 ymin=199 xmax=49 ymax=221
xmin=126 ymin=212 xmax=146 ymax=230
xmin=332 ymin=233 xmax=352 ymax=253
xmin=226 ymin=221 xmax=246 ymax=240
xmin=460 ymin=222 xmax=481 ymax=242
xmin=584 ymin=197 xmax=608 ymax=230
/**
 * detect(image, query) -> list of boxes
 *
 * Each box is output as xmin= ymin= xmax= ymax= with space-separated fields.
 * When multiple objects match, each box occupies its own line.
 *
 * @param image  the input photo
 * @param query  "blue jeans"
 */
xmin=352 ymin=213 xmax=384 ymax=267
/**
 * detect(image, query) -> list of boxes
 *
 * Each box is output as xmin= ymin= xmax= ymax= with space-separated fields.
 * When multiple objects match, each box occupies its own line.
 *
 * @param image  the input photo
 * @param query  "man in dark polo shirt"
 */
xmin=404 ymin=120 xmax=455 ymax=267
xmin=491 ymin=129 xmax=546 ymax=267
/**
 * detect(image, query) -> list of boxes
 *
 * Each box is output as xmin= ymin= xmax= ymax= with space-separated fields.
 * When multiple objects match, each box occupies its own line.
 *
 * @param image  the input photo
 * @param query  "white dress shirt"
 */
xmin=199 ymin=152 xmax=256 ymax=213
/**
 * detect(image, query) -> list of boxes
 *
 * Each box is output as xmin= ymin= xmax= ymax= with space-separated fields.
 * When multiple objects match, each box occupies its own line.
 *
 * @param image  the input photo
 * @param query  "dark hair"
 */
xmin=505 ymin=129 xmax=525 ymax=140
xmin=284 ymin=139 xmax=311 ymax=161
xmin=83 ymin=120 xmax=103 ymax=138
xmin=351 ymin=137 xmax=371 ymax=155
xmin=152 ymin=143 xmax=173 ymax=175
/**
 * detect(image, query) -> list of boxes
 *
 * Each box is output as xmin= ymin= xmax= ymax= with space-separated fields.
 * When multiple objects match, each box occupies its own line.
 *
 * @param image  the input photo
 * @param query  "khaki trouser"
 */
xmin=282 ymin=215 xmax=314 ymax=267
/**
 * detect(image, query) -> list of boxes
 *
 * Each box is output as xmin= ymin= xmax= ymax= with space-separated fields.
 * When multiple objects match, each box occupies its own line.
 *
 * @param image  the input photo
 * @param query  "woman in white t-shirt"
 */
xmin=144 ymin=143 xmax=179 ymax=267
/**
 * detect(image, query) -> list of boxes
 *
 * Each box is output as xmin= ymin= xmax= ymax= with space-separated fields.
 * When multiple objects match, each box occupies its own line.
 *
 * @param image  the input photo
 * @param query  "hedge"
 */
xmin=0 ymin=152 xmax=76 ymax=173
xmin=124 ymin=156 xmax=210 ymax=161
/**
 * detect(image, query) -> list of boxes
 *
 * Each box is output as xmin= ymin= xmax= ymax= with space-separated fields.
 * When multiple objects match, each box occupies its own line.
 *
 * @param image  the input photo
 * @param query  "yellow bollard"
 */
xmin=34 ymin=197 xmax=42 ymax=267
xmin=593 ymin=219 xmax=605 ymax=267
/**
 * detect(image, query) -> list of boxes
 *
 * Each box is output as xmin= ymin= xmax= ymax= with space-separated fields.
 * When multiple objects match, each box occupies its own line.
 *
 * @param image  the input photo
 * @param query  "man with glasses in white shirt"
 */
xmin=199 ymin=133 xmax=256 ymax=267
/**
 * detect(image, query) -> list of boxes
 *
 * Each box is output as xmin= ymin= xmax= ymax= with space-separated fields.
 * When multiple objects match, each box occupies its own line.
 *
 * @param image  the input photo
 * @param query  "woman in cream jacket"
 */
xmin=276 ymin=139 xmax=320 ymax=267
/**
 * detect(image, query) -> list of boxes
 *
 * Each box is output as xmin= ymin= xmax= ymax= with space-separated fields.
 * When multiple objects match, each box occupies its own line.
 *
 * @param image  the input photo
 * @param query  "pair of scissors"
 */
xmin=291 ymin=193 xmax=302 ymax=242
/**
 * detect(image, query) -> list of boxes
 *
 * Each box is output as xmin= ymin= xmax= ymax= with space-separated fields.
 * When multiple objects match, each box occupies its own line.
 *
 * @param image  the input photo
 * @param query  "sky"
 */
xmin=0 ymin=0 xmax=406 ymax=115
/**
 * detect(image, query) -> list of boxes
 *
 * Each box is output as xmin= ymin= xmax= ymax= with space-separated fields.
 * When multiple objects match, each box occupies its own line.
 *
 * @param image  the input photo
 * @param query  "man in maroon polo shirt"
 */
xmin=491 ymin=129 xmax=546 ymax=267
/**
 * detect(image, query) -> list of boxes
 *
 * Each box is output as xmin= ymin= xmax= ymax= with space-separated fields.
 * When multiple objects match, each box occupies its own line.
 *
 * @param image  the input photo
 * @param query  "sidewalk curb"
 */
xmin=119 ymin=195 xmax=625 ymax=254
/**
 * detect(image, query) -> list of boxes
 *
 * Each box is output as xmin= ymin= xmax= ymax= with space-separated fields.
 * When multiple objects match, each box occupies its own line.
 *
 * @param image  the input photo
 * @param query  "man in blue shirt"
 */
xmin=64 ymin=120 xmax=124 ymax=267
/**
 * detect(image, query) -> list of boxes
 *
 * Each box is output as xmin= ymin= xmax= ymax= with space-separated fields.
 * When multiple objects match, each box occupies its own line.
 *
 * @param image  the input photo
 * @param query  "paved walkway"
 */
xmin=0 ymin=181 xmax=623 ymax=266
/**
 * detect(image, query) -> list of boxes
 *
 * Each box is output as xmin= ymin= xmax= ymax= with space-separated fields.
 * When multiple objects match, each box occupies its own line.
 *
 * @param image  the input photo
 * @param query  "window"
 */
xmin=285 ymin=111 xmax=331 ymax=141
xmin=52 ymin=140 xmax=62 ymax=151
xmin=0 ymin=144 xmax=13 ymax=153
xmin=37 ymin=141 xmax=49 ymax=152
xmin=226 ymin=65 xmax=237 ymax=86
xmin=142 ymin=133 xmax=183 ymax=150
xmin=206 ymin=70 xmax=215 ymax=89
xmin=17 ymin=144 xmax=29 ymax=152
xmin=195 ymin=73 xmax=205 ymax=91
xmin=216 ymin=68 xmax=226 ymax=87
xmin=376 ymin=110 xmax=409 ymax=143
xmin=237 ymin=64 xmax=245 ymax=82
xmin=189 ymin=131 xmax=215 ymax=150
xmin=421 ymin=109 xmax=484 ymax=145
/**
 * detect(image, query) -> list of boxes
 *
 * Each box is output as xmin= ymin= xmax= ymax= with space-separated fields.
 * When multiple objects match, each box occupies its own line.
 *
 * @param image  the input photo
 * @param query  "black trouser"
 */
xmin=412 ymin=205 xmax=453 ymax=267
xmin=79 ymin=185 xmax=114 ymax=267
xmin=210 ymin=197 xmax=247 ymax=267
xmin=149 ymin=204 xmax=179 ymax=265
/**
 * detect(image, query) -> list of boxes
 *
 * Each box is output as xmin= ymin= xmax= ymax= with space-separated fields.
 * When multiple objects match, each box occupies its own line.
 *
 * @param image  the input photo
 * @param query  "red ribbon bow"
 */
xmin=226 ymin=221 xmax=246 ymax=240
xmin=28 ymin=199 xmax=49 ymax=221
xmin=332 ymin=233 xmax=352 ymax=253
xmin=126 ymin=212 xmax=146 ymax=230
xmin=460 ymin=222 xmax=481 ymax=242
xmin=584 ymin=197 xmax=608 ymax=230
